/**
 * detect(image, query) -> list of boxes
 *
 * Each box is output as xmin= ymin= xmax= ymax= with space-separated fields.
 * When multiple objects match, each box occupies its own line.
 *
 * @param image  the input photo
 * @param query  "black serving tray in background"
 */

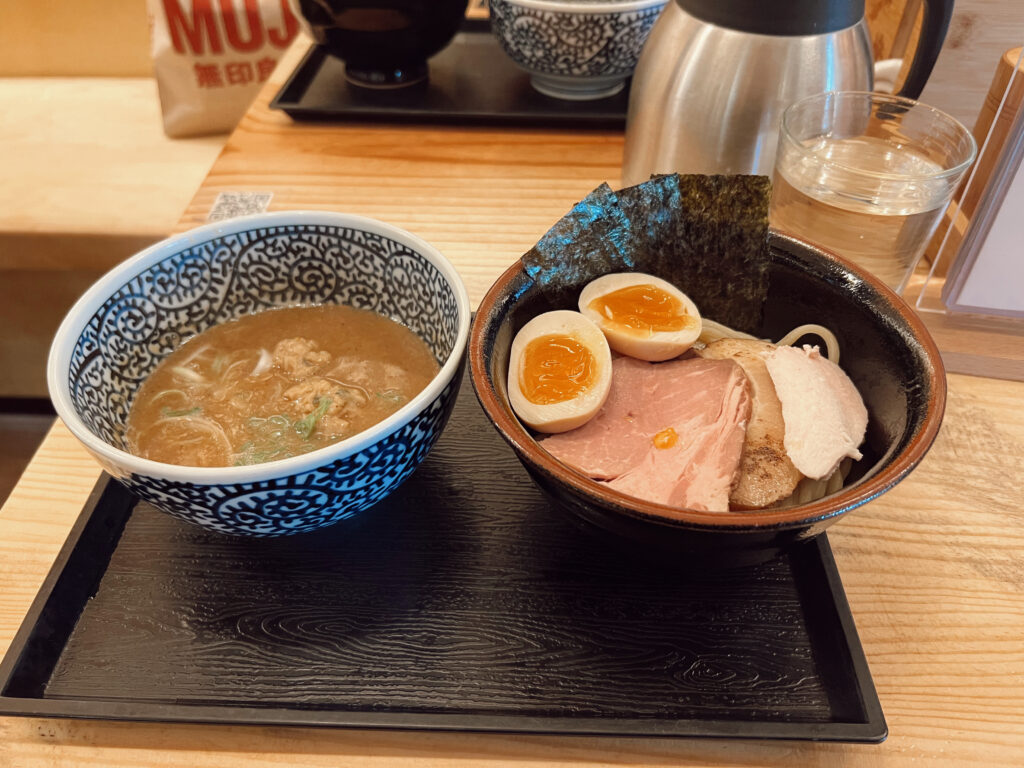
xmin=0 ymin=376 xmax=885 ymax=742
xmin=269 ymin=21 xmax=629 ymax=128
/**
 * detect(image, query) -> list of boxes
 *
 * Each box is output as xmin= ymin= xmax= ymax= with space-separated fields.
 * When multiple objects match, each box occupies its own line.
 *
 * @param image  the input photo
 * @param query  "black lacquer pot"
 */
xmin=293 ymin=0 xmax=469 ymax=87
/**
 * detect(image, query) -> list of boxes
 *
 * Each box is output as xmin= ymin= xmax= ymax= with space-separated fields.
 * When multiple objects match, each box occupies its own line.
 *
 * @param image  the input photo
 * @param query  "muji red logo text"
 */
xmin=164 ymin=0 xmax=298 ymax=55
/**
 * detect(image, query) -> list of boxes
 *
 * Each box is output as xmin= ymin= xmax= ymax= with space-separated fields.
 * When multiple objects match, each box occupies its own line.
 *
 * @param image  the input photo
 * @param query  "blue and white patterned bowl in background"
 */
xmin=490 ymin=0 xmax=668 ymax=100
xmin=47 ymin=211 xmax=471 ymax=537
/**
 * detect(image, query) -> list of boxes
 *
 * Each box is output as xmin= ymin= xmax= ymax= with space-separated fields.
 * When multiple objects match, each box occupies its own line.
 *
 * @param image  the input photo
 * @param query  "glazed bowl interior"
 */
xmin=48 ymin=210 xmax=470 ymax=534
xmin=471 ymin=232 xmax=945 ymax=562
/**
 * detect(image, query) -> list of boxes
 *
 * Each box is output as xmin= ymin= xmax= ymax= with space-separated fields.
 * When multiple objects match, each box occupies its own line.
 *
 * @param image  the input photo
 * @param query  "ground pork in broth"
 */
xmin=125 ymin=305 xmax=440 ymax=467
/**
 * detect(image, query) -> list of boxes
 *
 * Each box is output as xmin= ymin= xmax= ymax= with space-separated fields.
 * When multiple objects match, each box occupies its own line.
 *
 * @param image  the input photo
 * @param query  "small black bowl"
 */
xmin=470 ymin=232 xmax=946 ymax=568
xmin=293 ymin=0 xmax=469 ymax=87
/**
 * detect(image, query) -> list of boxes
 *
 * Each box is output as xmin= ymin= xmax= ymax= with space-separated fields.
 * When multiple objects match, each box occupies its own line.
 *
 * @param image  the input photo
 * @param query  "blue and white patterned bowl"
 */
xmin=489 ymin=0 xmax=667 ymax=101
xmin=47 ymin=211 xmax=470 ymax=537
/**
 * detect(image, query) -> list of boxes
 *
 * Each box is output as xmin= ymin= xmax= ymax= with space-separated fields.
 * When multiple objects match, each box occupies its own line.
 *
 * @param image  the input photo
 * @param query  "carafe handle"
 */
xmin=896 ymin=0 xmax=954 ymax=99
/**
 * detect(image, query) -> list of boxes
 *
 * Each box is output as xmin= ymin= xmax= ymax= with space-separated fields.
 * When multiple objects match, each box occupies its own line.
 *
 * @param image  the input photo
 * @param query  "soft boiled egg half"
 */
xmin=579 ymin=273 xmax=701 ymax=362
xmin=507 ymin=310 xmax=612 ymax=434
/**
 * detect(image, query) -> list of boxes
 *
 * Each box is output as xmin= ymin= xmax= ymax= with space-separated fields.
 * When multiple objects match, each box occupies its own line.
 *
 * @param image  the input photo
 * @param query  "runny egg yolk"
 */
xmin=588 ymin=284 xmax=697 ymax=338
xmin=653 ymin=427 xmax=678 ymax=450
xmin=520 ymin=334 xmax=597 ymax=405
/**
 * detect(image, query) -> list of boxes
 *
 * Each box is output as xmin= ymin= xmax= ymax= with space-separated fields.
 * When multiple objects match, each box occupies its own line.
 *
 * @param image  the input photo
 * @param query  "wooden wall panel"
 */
xmin=0 ymin=0 xmax=152 ymax=77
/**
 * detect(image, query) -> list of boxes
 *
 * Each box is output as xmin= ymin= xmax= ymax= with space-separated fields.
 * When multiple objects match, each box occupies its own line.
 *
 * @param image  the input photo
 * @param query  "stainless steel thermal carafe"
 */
xmin=622 ymin=0 xmax=954 ymax=182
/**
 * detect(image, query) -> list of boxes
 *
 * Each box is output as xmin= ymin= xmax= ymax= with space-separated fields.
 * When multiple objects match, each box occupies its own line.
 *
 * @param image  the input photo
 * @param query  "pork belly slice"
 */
xmin=698 ymin=338 xmax=803 ymax=509
xmin=540 ymin=356 xmax=751 ymax=512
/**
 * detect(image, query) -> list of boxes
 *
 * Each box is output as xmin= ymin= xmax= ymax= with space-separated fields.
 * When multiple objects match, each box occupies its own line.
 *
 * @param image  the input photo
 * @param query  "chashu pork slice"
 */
xmin=764 ymin=344 xmax=868 ymax=481
xmin=540 ymin=356 xmax=750 ymax=512
xmin=698 ymin=338 xmax=803 ymax=509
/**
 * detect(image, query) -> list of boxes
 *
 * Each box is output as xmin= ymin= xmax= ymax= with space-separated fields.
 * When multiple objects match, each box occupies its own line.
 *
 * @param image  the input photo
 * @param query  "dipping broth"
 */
xmin=125 ymin=305 xmax=440 ymax=467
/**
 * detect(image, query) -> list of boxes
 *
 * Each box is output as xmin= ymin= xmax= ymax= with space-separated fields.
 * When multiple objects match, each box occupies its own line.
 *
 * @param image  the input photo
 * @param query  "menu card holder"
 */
xmin=940 ymin=96 xmax=1024 ymax=317
xmin=911 ymin=47 xmax=1024 ymax=382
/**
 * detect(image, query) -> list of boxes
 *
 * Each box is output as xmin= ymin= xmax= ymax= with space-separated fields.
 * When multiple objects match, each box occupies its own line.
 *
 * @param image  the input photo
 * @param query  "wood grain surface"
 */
xmin=2 ymin=37 xmax=1024 ymax=768
xmin=910 ymin=0 xmax=1024 ymax=131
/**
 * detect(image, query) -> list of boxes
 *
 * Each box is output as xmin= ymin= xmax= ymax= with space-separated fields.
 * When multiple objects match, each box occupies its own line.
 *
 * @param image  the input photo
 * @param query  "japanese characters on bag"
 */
xmin=149 ymin=0 xmax=299 ymax=137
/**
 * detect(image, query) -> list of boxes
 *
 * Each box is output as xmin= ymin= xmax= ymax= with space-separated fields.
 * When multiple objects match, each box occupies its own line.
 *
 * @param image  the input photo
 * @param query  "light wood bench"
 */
xmin=0 ymin=0 xmax=227 ymax=397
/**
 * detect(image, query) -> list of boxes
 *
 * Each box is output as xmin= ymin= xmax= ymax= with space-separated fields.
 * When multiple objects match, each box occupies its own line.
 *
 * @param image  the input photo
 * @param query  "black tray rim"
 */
xmin=269 ymin=31 xmax=629 ymax=129
xmin=0 ymin=473 xmax=886 ymax=742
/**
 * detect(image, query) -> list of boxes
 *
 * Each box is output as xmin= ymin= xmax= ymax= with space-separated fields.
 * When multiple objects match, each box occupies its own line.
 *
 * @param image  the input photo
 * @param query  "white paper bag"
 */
xmin=148 ymin=0 xmax=299 ymax=137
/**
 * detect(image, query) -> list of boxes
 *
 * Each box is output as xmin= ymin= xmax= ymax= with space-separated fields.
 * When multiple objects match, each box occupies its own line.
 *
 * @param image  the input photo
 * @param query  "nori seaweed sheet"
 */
xmin=664 ymin=174 xmax=771 ymax=334
xmin=521 ymin=183 xmax=633 ymax=308
xmin=520 ymin=174 xmax=772 ymax=335
xmin=614 ymin=174 xmax=681 ymax=264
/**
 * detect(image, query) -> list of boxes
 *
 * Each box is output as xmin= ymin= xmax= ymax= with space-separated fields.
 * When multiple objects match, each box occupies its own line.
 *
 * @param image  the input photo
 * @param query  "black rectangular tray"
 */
xmin=0 ymin=376 xmax=885 ymax=741
xmin=270 ymin=21 xmax=628 ymax=128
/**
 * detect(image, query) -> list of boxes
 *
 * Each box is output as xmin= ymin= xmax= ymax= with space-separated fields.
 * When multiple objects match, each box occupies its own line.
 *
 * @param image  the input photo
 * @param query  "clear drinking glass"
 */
xmin=770 ymin=91 xmax=977 ymax=293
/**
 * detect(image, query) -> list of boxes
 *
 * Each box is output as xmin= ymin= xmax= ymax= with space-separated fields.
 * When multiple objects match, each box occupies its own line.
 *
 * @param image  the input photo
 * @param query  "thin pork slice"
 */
xmin=540 ymin=356 xmax=751 ymax=511
xmin=698 ymin=338 xmax=803 ymax=509
xmin=764 ymin=345 xmax=868 ymax=480
xmin=539 ymin=356 xmax=665 ymax=479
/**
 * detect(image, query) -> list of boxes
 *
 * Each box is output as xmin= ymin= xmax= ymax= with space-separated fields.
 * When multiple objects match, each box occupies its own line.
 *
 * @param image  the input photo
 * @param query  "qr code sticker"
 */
xmin=207 ymin=192 xmax=273 ymax=222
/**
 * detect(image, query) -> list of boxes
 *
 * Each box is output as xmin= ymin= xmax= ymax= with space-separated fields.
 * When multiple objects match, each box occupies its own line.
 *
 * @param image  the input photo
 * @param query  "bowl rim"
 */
xmin=48 ymin=210 xmax=471 ymax=485
xmin=491 ymin=0 xmax=668 ymax=15
xmin=470 ymin=232 xmax=947 ymax=532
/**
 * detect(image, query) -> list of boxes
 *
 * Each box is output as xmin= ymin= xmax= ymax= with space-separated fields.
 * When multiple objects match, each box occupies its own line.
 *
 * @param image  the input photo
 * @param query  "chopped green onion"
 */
xmin=294 ymin=397 xmax=332 ymax=439
xmin=376 ymin=389 xmax=405 ymax=404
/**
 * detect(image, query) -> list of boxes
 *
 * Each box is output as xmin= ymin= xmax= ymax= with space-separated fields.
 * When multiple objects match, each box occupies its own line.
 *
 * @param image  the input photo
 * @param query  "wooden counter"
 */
xmin=0 ymin=77 xmax=225 ymax=396
xmin=2 ymin=40 xmax=1024 ymax=767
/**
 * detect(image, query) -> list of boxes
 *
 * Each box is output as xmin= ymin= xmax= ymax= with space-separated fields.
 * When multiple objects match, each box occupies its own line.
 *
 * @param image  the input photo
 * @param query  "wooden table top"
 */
xmin=2 ymin=39 xmax=1024 ymax=767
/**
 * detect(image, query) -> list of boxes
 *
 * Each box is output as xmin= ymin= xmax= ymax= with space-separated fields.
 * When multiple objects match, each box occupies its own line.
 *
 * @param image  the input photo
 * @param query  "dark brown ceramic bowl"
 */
xmin=293 ymin=0 xmax=469 ymax=87
xmin=470 ymin=232 xmax=946 ymax=568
